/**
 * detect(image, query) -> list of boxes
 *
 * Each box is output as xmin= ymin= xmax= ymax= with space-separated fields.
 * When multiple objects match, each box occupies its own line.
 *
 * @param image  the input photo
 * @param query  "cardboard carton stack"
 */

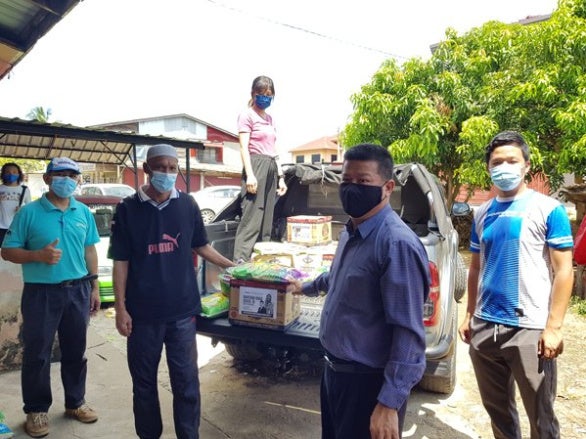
xmin=228 ymin=215 xmax=338 ymax=330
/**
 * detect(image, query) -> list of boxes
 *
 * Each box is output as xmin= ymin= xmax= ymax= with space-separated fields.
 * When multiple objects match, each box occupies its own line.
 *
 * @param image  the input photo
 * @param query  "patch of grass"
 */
xmin=570 ymin=296 xmax=586 ymax=316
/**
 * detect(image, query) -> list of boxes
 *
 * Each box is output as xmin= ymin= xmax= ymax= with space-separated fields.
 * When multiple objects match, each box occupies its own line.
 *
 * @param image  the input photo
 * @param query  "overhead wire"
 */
xmin=206 ymin=0 xmax=408 ymax=60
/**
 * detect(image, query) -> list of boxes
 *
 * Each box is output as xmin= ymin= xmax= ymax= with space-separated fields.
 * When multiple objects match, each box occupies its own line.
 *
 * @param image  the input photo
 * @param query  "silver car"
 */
xmin=190 ymin=185 xmax=240 ymax=223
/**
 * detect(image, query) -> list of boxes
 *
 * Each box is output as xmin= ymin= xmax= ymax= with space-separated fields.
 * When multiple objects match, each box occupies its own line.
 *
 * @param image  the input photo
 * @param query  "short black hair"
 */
xmin=343 ymin=143 xmax=394 ymax=180
xmin=1 ymin=162 xmax=24 ymax=184
xmin=485 ymin=131 xmax=530 ymax=164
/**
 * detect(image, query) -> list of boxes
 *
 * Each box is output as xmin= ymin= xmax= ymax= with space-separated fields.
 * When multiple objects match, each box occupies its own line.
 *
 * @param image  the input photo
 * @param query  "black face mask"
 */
xmin=339 ymin=182 xmax=384 ymax=218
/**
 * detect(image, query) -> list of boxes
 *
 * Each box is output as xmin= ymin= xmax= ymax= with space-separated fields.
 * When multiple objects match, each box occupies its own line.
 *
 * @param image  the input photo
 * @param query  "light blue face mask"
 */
xmin=51 ymin=176 xmax=78 ymax=198
xmin=490 ymin=162 xmax=523 ymax=192
xmin=150 ymin=171 xmax=177 ymax=193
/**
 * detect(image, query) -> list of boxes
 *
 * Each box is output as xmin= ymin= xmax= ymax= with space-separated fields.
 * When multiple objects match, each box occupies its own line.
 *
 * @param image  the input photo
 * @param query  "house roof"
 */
xmin=92 ymin=113 xmax=239 ymax=142
xmin=0 ymin=116 xmax=204 ymax=165
xmin=0 ymin=0 xmax=80 ymax=80
xmin=289 ymin=135 xmax=339 ymax=153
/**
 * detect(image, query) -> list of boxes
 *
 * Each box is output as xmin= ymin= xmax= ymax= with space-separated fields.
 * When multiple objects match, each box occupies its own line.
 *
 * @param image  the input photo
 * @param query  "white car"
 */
xmin=190 ymin=185 xmax=240 ymax=223
xmin=79 ymin=183 xmax=135 ymax=198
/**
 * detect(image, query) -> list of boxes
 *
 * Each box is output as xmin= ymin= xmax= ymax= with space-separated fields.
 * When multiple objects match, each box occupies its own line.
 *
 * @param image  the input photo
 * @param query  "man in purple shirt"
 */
xmin=295 ymin=144 xmax=430 ymax=439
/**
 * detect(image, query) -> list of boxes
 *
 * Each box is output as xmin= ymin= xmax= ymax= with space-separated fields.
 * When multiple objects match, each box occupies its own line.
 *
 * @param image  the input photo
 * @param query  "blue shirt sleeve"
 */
xmin=546 ymin=204 xmax=573 ymax=249
xmin=302 ymin=271 xmax=329 ymax=297
xmin=378 ymin=238 xmax=428 ymax=409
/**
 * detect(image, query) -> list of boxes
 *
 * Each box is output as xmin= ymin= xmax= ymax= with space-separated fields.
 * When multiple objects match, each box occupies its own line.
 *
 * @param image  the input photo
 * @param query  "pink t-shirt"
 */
xmin=237 ymin=107 xmax=277 ymax=156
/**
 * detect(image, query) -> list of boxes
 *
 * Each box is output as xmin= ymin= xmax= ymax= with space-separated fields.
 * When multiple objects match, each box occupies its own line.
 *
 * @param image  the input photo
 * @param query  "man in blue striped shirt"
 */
xmin=459 ymin=131 xmax=574 ymax=439
xmin=297 ymin=144 xmax=430 ymax=439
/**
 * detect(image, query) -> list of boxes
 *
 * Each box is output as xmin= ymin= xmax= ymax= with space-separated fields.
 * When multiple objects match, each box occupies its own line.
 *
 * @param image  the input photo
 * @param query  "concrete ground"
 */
xmin=0 ymin=321 xmax=228 ymax=439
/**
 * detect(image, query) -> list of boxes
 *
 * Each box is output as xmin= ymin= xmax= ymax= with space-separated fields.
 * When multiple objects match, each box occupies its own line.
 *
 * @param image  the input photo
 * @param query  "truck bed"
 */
xmin=197 ymin=295 xmax=324 ymax=351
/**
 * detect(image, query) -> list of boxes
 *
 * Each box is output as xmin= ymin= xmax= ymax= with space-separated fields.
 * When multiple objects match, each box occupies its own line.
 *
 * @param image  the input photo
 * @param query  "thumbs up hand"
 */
xmin=39 ymin=238 xmax=62 ymax=265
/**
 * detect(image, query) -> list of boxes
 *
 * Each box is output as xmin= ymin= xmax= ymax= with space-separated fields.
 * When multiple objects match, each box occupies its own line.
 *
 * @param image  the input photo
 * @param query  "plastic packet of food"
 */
xmin=0 ymin=411 xmax=14 ymax=439
xmin=201 ymin=292 xmax=230 ymax=318
xmin=227 ymin=262 xmax=308 ymax=283
xmin=218 ymin=272 xmax=232 ymax=296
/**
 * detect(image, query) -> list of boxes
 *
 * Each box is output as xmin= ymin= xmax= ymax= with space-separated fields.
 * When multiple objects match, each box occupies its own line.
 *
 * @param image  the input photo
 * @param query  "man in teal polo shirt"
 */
xmin=2 ymin=157 xmax=101 ymax=438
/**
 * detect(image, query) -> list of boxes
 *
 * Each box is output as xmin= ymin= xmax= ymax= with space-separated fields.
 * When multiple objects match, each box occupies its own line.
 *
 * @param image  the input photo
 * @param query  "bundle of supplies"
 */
xmin=224 ymin=262 xmax=307 ymax=330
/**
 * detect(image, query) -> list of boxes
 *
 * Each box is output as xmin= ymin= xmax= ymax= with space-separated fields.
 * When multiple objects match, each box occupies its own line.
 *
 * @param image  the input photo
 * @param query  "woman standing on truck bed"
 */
xmin=233 ymin=75 xmax=287 ymax=262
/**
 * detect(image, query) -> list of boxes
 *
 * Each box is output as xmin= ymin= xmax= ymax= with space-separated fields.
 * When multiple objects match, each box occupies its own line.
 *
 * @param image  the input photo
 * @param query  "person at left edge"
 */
xmin=1 ymin=157 xmax=100 ymax=438
xmin=0 ymin=162 xmax=31 ymax=243
xmin=108 ymin=144 xmax=235 ymax=439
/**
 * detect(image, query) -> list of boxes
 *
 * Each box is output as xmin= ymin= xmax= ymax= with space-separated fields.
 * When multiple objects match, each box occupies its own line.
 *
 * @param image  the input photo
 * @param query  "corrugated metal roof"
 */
xmin=0 ymin=0 xmax=80 ymax=80
xmin=0 ymin=117 xmax=204 ymax=165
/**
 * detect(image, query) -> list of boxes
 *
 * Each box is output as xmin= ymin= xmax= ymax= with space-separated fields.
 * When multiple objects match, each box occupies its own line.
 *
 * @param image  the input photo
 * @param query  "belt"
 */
xmin=323 ymin=352 xmax=384 ymax=374
xmin=25 ymin=274 xmax=98 ymax=289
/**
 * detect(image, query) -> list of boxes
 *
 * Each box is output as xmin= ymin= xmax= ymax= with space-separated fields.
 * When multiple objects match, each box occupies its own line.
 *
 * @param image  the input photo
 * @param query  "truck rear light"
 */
xmin=423 ymin=261 xmax=440 ymax=327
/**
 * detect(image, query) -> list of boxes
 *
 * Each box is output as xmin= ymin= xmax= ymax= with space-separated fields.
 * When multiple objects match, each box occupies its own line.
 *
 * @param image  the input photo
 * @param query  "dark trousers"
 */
xmin=128 ymin=316 xmax=200 ymax=439
xmin=321 ymin=362 xmax=408 ymax=439
xmin=0 ymin=228 xmax=7 ymax=244
xmin=469 ymin=317 xmax=559 ymax=439
xmin=21 ymin=281 xmax=91 ymax=413
xmin=233 ymin=154 xmax=279 ymax=262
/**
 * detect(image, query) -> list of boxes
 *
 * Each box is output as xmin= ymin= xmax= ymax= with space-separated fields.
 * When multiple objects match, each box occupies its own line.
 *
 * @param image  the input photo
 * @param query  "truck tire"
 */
xmin=418 ymin=306 xmax=457 ymax=394
xmin=454 ymin=252 xmax=467 ymax=303
xmin=224 ymin=341 xmax=263 ymax=361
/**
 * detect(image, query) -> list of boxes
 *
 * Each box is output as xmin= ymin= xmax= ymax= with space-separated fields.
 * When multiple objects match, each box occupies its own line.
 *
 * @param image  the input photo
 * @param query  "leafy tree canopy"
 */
xmin=342 ymin=0 xmax=586 ymax=206
xmin=26 ymin=106 xmax=52 ymax=123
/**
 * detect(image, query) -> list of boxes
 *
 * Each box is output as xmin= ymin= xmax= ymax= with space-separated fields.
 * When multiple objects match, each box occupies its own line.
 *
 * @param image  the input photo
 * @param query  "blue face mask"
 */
xmin=150 ymin=171 xmax=177 ymax=193
xmin=490 ymin=162 xmax=523 ymax=192
xmin=254 ymin=94 xmax=273 ymax=110
xmin=51 ymin=176 xmax=78 ymax=198
xmin=2 ymin=174 xmax=19 ymax=184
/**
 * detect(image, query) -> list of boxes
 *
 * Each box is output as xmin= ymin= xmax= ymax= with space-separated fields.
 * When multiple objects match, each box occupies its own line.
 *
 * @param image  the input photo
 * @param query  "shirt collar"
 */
xmin=137 ymin=184 xmax=179 ymax=207
xmin=346 ymin=204 xmax=392 ymax=239
xmin=40 ymin=193 xmax=79 ymax=211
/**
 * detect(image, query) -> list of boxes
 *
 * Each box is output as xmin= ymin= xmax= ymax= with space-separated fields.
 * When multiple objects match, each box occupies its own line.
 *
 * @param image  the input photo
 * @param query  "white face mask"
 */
xmin=490 ymin=162 xmax=524 ymax=191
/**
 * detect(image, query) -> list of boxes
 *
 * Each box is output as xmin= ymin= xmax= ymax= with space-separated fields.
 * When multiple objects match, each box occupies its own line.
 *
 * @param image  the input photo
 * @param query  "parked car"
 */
xmin=196 ymin=162 xmax=468 ymax=394
xmin=74 ymin=195 xmax=121 ymax=303
xmin=79 ymin=183 xmax=135 ymax=198
xmin=190 ymin=185 xmax=240 ymax=223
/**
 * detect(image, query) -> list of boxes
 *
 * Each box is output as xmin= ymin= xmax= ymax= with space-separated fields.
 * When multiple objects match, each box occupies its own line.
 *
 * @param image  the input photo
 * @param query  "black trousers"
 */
xmin=128 ymin=316 xmax=200 ymax=439
xmin=0 ymin=228 xmax=8 ymax=244
xmin=321 ymin=362 xmax=408 ymax=439
xmin=21 ymin=280 xmax=91 ymax=413
xmin=233 ymin=154 xmax=279 ymax=262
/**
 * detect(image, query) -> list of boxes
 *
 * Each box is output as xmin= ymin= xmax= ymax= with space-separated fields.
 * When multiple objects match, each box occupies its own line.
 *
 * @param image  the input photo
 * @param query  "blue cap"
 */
xmin=46 ymin=157 xmax=81 ymax=174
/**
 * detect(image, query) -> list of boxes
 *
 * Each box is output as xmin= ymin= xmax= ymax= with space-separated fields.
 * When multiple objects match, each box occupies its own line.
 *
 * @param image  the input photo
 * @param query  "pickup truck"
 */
xmin=196 ymin=162 xmax=467 ymax=394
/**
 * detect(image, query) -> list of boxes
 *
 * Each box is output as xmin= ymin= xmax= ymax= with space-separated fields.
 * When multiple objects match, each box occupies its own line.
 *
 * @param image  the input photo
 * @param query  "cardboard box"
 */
xmin=229 ymin=279 xmax=301 ymax=330
xmin=251 ymin=241 xmax=308 ymax=267
xmin=287 ymin=215 xmax=332 ymax=245
xmin=292 ymin=242 xmax=337 ymax=273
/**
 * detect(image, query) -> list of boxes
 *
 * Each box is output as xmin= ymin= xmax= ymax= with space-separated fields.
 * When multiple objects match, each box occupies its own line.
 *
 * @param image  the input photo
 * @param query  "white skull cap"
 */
xmin=147 ymin=144 xmax=178 ymax=160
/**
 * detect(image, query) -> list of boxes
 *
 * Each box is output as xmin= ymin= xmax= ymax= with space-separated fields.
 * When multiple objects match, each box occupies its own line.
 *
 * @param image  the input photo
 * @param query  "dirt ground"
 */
xmin=91 ymin=263 xmax=586 ymax=438
xmin=434 ymin=305 xmax=586 ymax=438
xmin=91 ymin=306 xmax=586 ymax=438
xmin=449 ymin=252 xmax=586 ymax=438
